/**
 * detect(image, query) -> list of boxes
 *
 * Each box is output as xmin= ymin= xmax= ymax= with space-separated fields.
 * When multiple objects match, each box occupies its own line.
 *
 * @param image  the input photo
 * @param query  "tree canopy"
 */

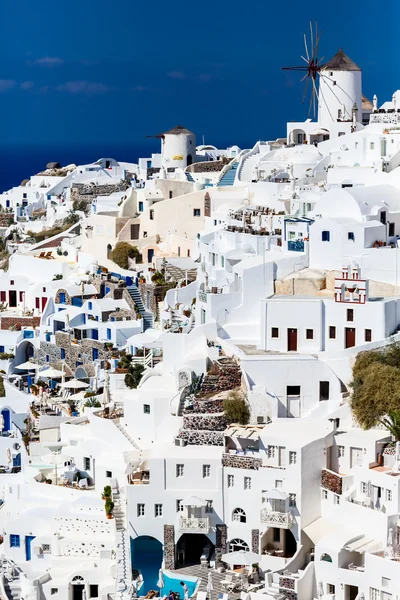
xmin=110 ymin=242 xmax=142 ymax=269
xmin=223 ymin=391 xmax=250 ymax=425
xmin=351 ymin=344 xmax=400 ymax=429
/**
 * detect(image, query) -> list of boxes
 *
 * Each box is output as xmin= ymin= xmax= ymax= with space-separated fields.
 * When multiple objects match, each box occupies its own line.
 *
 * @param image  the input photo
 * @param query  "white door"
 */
xmin=350 ymin=447 xmax=363 ymax=468
xmin=288 ymin=397 xmax=300 ymax=418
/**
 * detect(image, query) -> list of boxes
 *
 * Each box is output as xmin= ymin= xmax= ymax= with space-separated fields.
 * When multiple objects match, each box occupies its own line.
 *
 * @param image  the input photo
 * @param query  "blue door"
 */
xmin=25 ymin=536 xmax=36 ymax=561
xmin=12 ymin=453 xmax=21 ymax=467
xmin=1 ymin=409 xmax=10 ymax=431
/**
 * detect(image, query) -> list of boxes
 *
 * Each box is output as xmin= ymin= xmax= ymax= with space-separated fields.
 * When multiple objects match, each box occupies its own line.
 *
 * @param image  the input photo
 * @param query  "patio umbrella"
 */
xmin=42 ymin=452 xmax=66 ymax=485
xmin=69 ymin=391 xmax=87 ymax=401
xmin=206 ymin=572 xmax=213 ymax=600
xmin=60 ymin=379 xmax=89 ymax=389
xmin=157 ymin=569 xmax=164 ymax=590
xmin=15 ymin=361 xmax=41 ymax=371
xmin=221 ymin=550 xmax=260 ymax=566
xmin=38 ymin=367 xmax=64 ymax=378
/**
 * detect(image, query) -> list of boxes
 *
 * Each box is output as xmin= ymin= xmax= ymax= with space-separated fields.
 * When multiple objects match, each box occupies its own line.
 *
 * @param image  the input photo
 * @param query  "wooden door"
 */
xmin=287 ymin=328 xmax=297 ymax=351
xmin=345 ymin=327 xmax=356 ymax=348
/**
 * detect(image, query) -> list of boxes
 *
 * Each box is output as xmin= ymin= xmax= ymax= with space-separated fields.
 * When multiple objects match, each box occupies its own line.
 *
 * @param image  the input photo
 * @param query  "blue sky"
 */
xmin=0 ymin=0 xmax=398 ymax=148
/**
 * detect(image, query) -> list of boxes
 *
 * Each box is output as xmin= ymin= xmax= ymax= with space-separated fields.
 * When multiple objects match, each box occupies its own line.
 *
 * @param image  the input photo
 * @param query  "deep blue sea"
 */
xmin=0 ymin=140 xmax=250 ymax=193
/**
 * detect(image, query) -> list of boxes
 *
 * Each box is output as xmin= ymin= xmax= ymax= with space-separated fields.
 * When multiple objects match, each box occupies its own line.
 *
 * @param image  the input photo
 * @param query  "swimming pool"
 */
xmin=161 ymin=571 xmax=199 ymax=599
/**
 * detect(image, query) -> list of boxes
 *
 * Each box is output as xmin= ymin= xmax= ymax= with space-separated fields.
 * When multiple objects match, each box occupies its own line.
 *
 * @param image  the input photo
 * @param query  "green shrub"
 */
xmin=102 ymin=485 xmax=112 ymax=499
xmin=223 ymin=391 xmax=250 ymax=425
xmin=124 ymin=364 xmax=145 ymax=389
xmin=110 ymin=242 xmax=142 ymax=269
xmin=0 ymin=376 xmax=6 ymax=397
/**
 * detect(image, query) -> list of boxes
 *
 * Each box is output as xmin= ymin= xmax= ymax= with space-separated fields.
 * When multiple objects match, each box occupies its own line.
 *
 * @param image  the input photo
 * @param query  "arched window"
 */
xmin=320 ymin=553 xmax=332 ymax=563
xmin=72 ymin=576 xmax=85 ymax=583
xmin=229 ymin=539 xmax=249 ymax=553
xmin=232 ymin=508 xmax=246 ymax=523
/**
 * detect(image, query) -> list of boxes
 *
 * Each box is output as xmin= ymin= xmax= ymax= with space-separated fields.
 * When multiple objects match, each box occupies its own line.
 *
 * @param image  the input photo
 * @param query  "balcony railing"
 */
xmin=260 ymin=509 xmax=293 ymax=529
xmin=179 ymin=517 xmax=210 ymax=533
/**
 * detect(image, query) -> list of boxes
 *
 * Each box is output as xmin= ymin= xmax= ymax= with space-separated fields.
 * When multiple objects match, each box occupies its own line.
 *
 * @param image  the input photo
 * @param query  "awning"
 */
xmin=345 ymin=536 xmax=382 ymax=553
xmin=303 ymin=518 xmax=337 ymax=545
xmin=310 ymin=128 xmax=329 ymax=135
xmin=262 ymin=489 xmax=288 ymax=501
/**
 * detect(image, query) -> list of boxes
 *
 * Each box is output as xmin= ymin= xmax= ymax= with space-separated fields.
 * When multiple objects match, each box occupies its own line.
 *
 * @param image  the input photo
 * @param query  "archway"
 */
xmin=71 ymin=576 xmax=85 ymax=600
xmin=176 ymin=533 xmax=214 ymax=567
xmin=107 ymin=244 xmax=112 ymax=260
xmin=131 ymin=536 xmax=163 ymax=595
xmin=1 ymin=409 xmax=10 ymax=432
xmin=75 ymin=366 xmax=88 ymax=380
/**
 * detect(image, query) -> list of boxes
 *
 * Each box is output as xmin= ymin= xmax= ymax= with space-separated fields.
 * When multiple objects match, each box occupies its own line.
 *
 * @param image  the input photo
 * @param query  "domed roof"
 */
xmin=162 ymin=125 xmax=194 ymax=135
xmin=322 ymin=48 xmax=361 ymax=72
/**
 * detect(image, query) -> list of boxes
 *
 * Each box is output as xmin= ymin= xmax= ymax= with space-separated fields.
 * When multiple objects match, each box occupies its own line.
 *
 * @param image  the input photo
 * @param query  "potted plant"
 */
xmin=102 ymin=485 xmax=112 ymax=501
xmin=105 ymin=499 xmax=114 ymax=519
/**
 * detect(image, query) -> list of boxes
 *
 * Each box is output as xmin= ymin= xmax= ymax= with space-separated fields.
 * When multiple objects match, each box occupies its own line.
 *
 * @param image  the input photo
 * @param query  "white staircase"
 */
xmin=114 ymin=420 xmax=139 ymax=450
xmin=114 ymin=490 xmax=132 ymax=600
xmin=239 ymin=154 xmax=261 ymax=182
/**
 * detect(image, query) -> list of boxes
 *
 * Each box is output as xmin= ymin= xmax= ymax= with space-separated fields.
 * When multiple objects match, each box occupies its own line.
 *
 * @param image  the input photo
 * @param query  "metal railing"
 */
xmin=198 ymin=291 xmax=208 ymax=303
xmin=260 ymin=509 xmax=293 ymax=528
xmin=179 ymin=517 xmax=210 ymax=532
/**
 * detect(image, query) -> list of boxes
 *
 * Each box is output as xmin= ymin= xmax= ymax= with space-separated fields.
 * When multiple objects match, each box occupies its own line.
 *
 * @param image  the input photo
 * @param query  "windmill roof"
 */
xmin=362 ymin=94 xmax=373 ymax=110
xmin=162 ymin=125 xmax=194 ymax=136
xmin=322 ymin=48 xmax=361 ymax=72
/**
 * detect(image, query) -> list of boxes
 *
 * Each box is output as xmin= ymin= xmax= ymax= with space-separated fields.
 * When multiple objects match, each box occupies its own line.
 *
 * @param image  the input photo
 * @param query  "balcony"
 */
xmin=179 ymin=517 xmax=210 ymax=533
xmin=260 ymin=509 xmax=293 ymax=529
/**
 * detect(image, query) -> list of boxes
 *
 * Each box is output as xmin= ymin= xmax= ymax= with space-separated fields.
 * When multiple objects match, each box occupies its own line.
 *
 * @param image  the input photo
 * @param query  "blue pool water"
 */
xmin=161 ymin=571 xmax=198 ymax=598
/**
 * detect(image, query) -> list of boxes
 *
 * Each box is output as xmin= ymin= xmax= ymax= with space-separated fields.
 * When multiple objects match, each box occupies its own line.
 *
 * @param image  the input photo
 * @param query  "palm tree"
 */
xmin=379 ymin=410 xmax=400 ymax=441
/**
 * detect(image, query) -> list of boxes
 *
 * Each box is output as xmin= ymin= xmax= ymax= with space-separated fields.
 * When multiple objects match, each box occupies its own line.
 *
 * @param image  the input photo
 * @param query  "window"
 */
xmin=347 ymin=308 xmax=354 ymax=322
xmin=137 ymin=503 xmax=145 ymax=517
xmin=365 ymin=329 xmax=372 ymax=342
xmin=244 ymin=477 xmax=251 ymax=490
xmin=348 ymin=232 xmax=355 ymax=241
xmin=334 ymin=495 xmax=340 ymax=505
xmin=271 ymin=327 xmax=279 ymax=338
xmin=380 ymin=210 xmax=387 ymax=224
xmin=106 ymin=470 xmax=112 ymax=478
xmin=155 ymin=504 xmax=163 ymax=517
xmin=322 ymin=490 xmax=328 ymax=500
xmin=273 ymin=529 xmax=280 ymax=542
xmin=92 ymin=348 xmax=99 ymax=360
xmin=193 ymin=209 xmax=201 ymax=217
xmin=205 ymin=500 xmax=213 ymax=513
xmin=84 ymin=457 xmax=91 ymax=471
xmin=275 ymin=480 xmax=283 ymax=488
xmin=61 ymin=348 xmax=65 ymax=360
xmin=19 ymin=291 xmax=24 ymax=303
xmin=289 ymin=493 xmax=296 ymax=507
xmin=369 ymin=590 xmax=379 ymax=600
xmin=306 ymin=329 xmax=313 ymax=340
xmin=150 ymin=209 xmax=154 ymax=220
xmin=42 ymin=544 xmax=51 ymax=554
xmin=338 ymin=446 xmax=345 ymax=457
xmin=232 ymin=508 xmax=247 ymax=523
xmin=106 ymin=328 xmax=112 ymax=341
xmin=143 ymin=404 xmax=150 ymax=414
xmin=176 ymin=500 xmax=183 ymax=512
xmin=169 ymin=191 xmax=173 ymax=199
xmin=203 ymin=465 xmax=210 ymax=478
xmin=289 ymin=451 xmax=297 ymax=465
xmin=267 ymin=446 xmax=275 ymax=458
xmin=370 ymin=142 xmax=375 ymax=150
xmin=319 ymin=381 xmax=330 ymax=401
xmin=327 ymin=585 xmax=335 ymax=594
xmin=229 ymin=539 xmax=249 ymax=553
xmin=23 ymin=193 xmax=27 ymax=199
xmin=321 ymin=230 xmax=330 ymax=242
xmin=176 ymin=464 xmax=184 ymax=477
xmin=46 ymin=355 xmax=50 ymax=363
xmin=287 ymin=385 xmax=300 ymax=396
xmin=386 ymin=489 xmax=392 ymax=502
xmin=51 ymin=589 xmax=58 ymax=595
xmin=138 ymin=201 xmax=144 ymax=212
xmin=89 ymin=585 xmax=99 ymax=598
xmin=10 ymin=534 xmax=20 ymax=548
xmin=0 ymin=292 xmax=5 ymax=302
xmin=361 ymin=482 xmax=367 ymax=494
xmin=329 ymin=326 xmax=336 ymax=339
xmin=389 ymin=222 xmax=395 ymax=236
xmin=88 ymin=302 xmax=92 ymax=310
xmin=221 ymin=256 xmax=224 ymax=268
xmin=227 ymin=474 xmax=235 ymax=488
xmin=0 ymin=346 xmax=4 ymax=353
xmin=321 ymin=553 xmax=332 ymax=562
xmin=59 ymin=292 xmax=66 ymax=304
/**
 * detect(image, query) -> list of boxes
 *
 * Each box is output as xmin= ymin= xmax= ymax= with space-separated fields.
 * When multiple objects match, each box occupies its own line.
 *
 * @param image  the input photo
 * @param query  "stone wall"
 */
xmin=198 ymin=360 xmax=242 ymax=397
xmin=72 ymin=181 xmax=129 ymax=199
xmin=184 ymin=397 xmax=224 ymax=414
xmin=177 ymin=430 xmax=224 ymax=446
xmin=182 ymin=414 xmax=227 ymax=431
xmin=321 ymin=469 xmax=343 ymax=495
xmin=251 ymin=529 xmax=260 ymax=554
xmin=50 ymin=332 xmax=114 ymax=376
xmin=222 ymin=454 xmax=262 ymax=470
xmin=187 ymin=161 xmax=225 ymax=173
xmin=279 ymin=577 xmax=295 ymax=591
xmin=138 ymin=282 xmax=174 ymax=316
xmin=216 ymin=524 xmax=227 ymax=554
xmin=0 ymin=316 xmax=41 ymax=331
xmin=163 ymin=525 xmax=175 ymax=570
